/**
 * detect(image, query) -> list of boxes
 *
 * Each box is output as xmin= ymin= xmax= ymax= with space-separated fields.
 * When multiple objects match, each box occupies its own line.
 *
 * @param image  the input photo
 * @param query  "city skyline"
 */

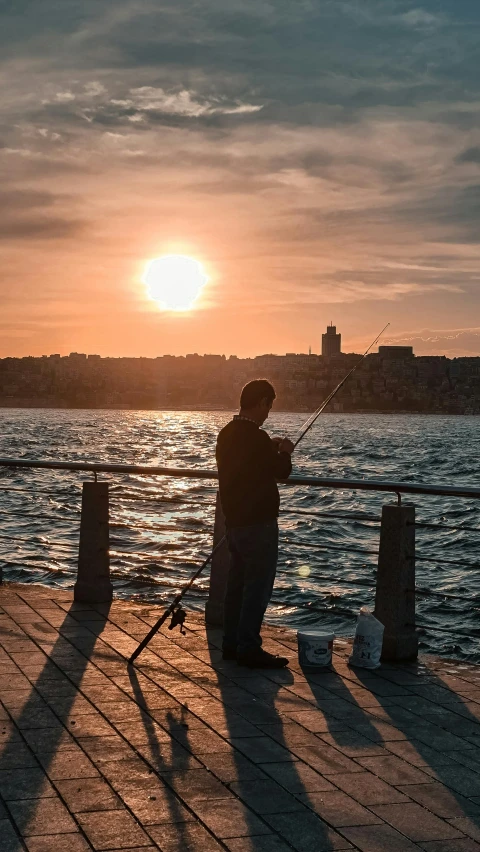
xmin=1 ymin=344 xmax=478 ymax=415
xmin=1 ymin=2 xmax=480 ymax=359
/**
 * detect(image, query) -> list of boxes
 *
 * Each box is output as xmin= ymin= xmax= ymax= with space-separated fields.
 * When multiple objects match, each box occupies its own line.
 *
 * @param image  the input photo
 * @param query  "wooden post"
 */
xmin=205 ymin=491 xmax=230 ymax=626
xmin=74 ymin=482 xmax=112 ymax=603
xmin=375 ymin=502 xmax=418 ymax=661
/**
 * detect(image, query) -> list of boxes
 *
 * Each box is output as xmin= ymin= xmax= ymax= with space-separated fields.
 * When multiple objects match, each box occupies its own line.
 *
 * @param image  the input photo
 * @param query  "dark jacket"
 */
xmin=216 ymin=416 xmax=292 ymax=528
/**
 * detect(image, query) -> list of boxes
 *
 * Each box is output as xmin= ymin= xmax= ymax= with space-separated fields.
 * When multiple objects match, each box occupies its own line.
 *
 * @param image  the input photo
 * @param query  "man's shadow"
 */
xmin=204 ymin=623 xmax=368 ymax=850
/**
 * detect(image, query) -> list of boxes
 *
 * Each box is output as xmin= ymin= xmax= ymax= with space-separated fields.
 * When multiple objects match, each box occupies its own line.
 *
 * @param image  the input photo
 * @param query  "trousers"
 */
xmin=223 ymin=520 xmax=279 ymax=656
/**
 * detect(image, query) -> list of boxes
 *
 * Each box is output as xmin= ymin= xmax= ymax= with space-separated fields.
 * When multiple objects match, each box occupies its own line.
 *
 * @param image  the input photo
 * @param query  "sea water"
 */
xmin=0 ymin=409 xmax=479 ymax=660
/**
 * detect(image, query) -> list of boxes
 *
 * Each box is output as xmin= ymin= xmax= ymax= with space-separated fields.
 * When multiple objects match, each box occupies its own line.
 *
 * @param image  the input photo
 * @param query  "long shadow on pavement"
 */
xmin=204 ymin=624 xmax=366 ymax=852
xmin=0 ymin=592 xmax=111 ymax=848
xmin=302 ymin=648 xmax=480 ymax=850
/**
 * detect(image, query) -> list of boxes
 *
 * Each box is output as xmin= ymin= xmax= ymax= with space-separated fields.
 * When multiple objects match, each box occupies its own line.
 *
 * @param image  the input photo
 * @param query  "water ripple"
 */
xmin=0 ymin=409 xmax=479 ymax=660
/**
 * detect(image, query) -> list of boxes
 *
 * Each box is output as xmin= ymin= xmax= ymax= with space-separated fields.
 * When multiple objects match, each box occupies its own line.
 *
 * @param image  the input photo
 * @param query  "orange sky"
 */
xmin=1 ymin=1 xmax=479 ymax=359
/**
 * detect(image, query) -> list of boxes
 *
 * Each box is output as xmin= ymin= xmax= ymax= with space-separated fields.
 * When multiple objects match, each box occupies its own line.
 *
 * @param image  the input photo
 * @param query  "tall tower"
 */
xmin=322 ymin=323 xmax=341 ymax=357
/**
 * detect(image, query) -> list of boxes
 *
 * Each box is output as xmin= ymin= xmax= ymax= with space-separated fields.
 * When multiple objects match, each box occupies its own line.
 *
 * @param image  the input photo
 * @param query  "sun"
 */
xmin=144 ymin=254 xmax=208 ymax=311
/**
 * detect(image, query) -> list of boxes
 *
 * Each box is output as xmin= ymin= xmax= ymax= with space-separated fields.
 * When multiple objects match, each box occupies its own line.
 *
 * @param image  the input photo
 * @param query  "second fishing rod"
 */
xmin=128 ymin=322 xmax=389 ymax=665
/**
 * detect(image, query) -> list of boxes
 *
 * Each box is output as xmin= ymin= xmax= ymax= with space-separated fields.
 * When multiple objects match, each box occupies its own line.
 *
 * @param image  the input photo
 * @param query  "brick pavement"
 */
xmin=1 ymin=582 xmax=480 ymax=852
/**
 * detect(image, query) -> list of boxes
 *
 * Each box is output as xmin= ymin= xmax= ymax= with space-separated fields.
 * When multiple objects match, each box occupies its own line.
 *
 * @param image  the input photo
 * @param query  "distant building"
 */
xmin=322 ymin=324 xmax=341 ymax=357
xmin=378 ymin=346 xmax=414 ymax=359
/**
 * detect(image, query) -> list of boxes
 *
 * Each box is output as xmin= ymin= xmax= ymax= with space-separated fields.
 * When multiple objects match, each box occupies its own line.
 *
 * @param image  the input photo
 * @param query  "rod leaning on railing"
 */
xmin=0 ymin=458 xmax=479 ymax=499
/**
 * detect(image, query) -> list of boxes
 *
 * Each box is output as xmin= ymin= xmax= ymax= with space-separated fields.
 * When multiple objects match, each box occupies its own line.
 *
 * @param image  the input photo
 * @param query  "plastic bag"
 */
xmin=349 ymin=607 xmax=384 ymax=669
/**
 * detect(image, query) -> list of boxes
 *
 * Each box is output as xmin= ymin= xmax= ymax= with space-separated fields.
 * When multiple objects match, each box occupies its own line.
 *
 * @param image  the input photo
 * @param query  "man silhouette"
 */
xmin=216 ymin=379 xmax=294 ymax=668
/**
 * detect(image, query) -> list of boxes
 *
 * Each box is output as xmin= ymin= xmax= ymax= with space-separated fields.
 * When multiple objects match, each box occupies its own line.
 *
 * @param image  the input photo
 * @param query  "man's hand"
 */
xmin=278 ymin=437 xmax=294 ymax=455
xmin=271 ymin=437 xmax=283 ymax=452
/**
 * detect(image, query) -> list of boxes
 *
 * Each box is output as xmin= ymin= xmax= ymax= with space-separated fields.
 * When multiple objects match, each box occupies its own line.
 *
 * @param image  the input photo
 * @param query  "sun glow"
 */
xmin=144 ymin=254 xmax=208 ymax=311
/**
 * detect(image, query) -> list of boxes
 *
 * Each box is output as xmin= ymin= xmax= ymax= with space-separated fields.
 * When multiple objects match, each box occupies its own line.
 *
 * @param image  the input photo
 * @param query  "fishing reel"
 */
xmin=168 ymin=606 xmax=187 ymax=634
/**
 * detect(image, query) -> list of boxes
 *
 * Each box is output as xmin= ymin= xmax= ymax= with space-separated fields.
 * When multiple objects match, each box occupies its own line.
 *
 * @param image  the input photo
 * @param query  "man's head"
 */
xmin=239 ymin=379 xmax=276 ymax=425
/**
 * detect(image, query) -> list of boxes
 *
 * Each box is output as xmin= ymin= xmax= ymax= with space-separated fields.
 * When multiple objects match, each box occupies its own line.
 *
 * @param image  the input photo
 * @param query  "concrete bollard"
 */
xmin=74 ymin=481 xmax=113 ymax=603
xmin=374 ymin=502 xmax=418 ymax=661
xmin=205 ymin=491 xmax=230 ymax=626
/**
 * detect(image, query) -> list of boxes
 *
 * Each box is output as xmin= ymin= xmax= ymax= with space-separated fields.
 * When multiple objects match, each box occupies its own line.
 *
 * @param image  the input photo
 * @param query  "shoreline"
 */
xmin=0 ymin=403 xmax=478 ymax=416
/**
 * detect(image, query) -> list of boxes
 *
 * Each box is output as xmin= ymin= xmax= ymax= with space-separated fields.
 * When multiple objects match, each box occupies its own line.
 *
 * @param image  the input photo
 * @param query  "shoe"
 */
xmin=237 ymin=649 xmax=289 ymax=669
xmin=222 ymin=648 xmax=237 ymax=661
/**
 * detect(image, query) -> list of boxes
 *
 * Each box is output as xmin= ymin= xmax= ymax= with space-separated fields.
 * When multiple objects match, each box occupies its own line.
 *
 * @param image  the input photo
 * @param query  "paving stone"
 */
xmin=419 ymin=841 xmax=480 ymax=851
xmin=22 ymin=728 xmax=77 ymax=754
xmin=0 ymin=675 xmax=32 ymax=692
xmin=0 ymin=742 xmax=38 ymax=770
xmin=228 ymin=736 xmax=295 ymax=764
xmin=397 ymin=782 xmax=480 ymax=818
xmin=421 ymin=765 xmax=480 ymax=797
xmin=448 ymin=818 xmax=480 ymax=842
xmin=371 ymin=802 xmax=463 ymax=842
xmin=230 ymin=778 xmax=306 ymax=814
xmin=348 ymin=719 xmax=410 ymax=742
xmin=65 ymin=714 xmax=117 ymax=738
xmin=357 ymin=754 xmax=431 ymax=785
xmin=287 ymin=711 xmax=349 ymax=734
xmin=262 ymin=809 xmax=353 ymax=850
xmin=77 ymin=809 xmax=151 ymax=849
xmin=191 ymin=798 xmax=272 ymax=838
xmin=299 ymin=789 xmax=383 ymax=826
xmin=112 ymin=719 xmax=174 ymax=746
xmin=328 ymin=771 xmax=410 ymax=805
xmin=169 ymin=728 xmax=232 ymax=755
xmin=0 ymin=722 xmax=23 ymax=744
xmin=385 ymin=739 xmax=454 ymax=767
xmin=258 ymin=722 xmax=327 ymax=749
xmin=117 ymin=780 xmax=195 ymax=826
xmin=78 ymin=735 xmax=137 ymax=765
xmin=94 ymin=701 xmax=149 ymax=723
xmin=340 ymin=823 xmax=421 ymax=851
xmin=147 ymin=821 xmax=224 ymax=851
xmin=0 ymin=768 xmax=55 ymax=800
xmin=38 ymin=749 xmax=100 ymax=780
xmin=258 ymin=760 xmax=336 ymax=794
xmin=317 ymin=730 xmax=388 ymax=757
xmin=224 ymin=837 xmax=295 ymax=852
xmin=24 ymin=835 xmax=93 ymax=852
xmin=146 ymin=707 xmax=205 ymax=731
xmin=414 ymin=728 xmax=477 ymax=752
xmin=0 ymin=818 xmax=24 ymax=852
xmin=8 ymin=706 xmax=63 ymax=730
xmin=292 ymin=743 xmax=363 ymax=775
xmin=135 ymin=738 xmax=203 ymax=773
xmin=8 ymin=796 xmax=78 ymax=836
xmin=450 ymin=749 xmax=480 ymax=774
xmin=55 ymin=777 xmax=123 ymax=812
xmin=198 ymin=752 xmax=267 ymax=783
xmin=161 ymin=768 xmax=233 ymax=802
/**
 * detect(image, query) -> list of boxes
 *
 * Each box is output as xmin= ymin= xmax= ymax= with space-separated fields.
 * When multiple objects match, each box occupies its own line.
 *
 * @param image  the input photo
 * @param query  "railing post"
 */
xmin=74 ymin=481 xmax=112 ymax=603
xmin=205 ymin=491 xmax=230 ymax=626
xmin=374 ymin=502 xmax=418 ymax=661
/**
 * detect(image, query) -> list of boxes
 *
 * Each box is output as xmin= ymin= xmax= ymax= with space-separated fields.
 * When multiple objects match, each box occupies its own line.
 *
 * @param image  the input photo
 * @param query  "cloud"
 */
xmin=0 ymin=0 xmax=479 ymax=355
xmin=381 ymin=327 xmax=480 ymax=357
xmin=113 ymin=86 xmax=263 ymax=117
xmin=0 ymin=217 xmax=84 ymax=240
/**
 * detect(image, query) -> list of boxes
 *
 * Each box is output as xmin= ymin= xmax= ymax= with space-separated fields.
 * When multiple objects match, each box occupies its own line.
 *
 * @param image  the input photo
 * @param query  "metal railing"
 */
xmin=1 ymin=457 xmax=479 ymax=499
xmin=0 ymin=457 xmax=479 ymax=658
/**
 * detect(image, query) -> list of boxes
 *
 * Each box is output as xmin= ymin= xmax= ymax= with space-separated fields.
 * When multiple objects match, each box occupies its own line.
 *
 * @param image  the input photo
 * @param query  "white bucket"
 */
xmin=297 ymin=631 xmax=334 ymax=670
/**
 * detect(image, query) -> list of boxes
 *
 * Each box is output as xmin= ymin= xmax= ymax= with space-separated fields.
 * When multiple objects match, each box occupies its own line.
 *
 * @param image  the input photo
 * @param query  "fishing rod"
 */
xmin=128 ymin=322 xmax=389 ymax=665
xmin=292 ymin=322 xmax=390 ymax=446
xmin=127 ymin=537 xmax=226 ymax=665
